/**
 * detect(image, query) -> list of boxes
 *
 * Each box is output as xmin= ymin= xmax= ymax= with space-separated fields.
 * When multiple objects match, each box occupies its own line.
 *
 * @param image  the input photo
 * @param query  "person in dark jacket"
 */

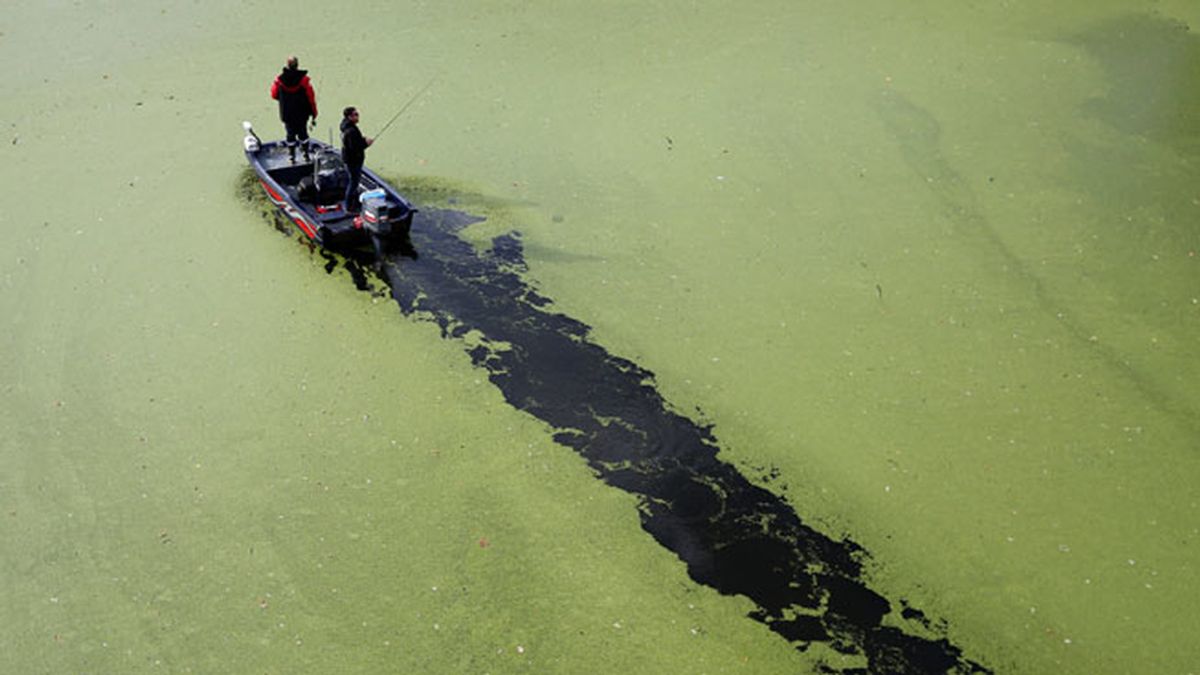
xmin=269 ymin=56 xmax=318 ymax=163
xmin=340 ymin=106 xmax=373 ymax=213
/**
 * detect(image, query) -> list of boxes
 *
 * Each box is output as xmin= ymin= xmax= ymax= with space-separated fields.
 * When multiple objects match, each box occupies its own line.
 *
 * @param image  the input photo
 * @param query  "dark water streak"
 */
xmin=351 ymin=205 xmax=991 ymax=674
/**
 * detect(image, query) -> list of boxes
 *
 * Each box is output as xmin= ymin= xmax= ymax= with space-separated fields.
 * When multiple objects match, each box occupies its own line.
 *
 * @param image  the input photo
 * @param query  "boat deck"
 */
xmin=246 ymin=133 xmax=415 ymax=249
xmin=257 ymin=141 xmax=317 ymax=172
xmin=255 ymin=142 xmax=357 ymax=223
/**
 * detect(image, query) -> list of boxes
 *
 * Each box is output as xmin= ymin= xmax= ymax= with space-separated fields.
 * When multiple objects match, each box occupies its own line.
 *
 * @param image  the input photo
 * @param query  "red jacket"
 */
xmin=270 ymin=68 xmax=318 ymax=123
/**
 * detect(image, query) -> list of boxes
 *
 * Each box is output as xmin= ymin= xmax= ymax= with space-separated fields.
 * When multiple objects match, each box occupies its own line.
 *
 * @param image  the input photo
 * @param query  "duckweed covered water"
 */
xmin=2 ymin=1 xmax=1198 ymax=673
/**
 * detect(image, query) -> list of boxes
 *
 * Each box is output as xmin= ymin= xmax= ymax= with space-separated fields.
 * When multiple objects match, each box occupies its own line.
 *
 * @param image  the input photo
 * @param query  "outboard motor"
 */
xmin=359 ymin=189 xmax=417 ymax=261
xmin=359 ymin=190 xmax=396 ymax=237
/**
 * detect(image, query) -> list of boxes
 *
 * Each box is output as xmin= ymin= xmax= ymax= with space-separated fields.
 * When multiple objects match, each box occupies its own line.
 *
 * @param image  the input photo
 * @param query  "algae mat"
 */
xmin=2 ymin=1 xmax=1199 ymax=673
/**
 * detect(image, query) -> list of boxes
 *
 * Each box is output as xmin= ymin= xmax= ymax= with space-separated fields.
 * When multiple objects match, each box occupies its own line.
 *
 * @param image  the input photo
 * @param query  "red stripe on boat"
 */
xmin=260 ymin=180 xmax=283 ymax=203
xmin=293 ymin=216 xmax=316 ymax=239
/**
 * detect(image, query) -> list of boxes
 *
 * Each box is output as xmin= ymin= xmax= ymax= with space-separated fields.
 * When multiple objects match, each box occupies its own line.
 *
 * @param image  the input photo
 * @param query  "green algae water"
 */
xmin=2 ymin=1 xmax=1198 ymax=673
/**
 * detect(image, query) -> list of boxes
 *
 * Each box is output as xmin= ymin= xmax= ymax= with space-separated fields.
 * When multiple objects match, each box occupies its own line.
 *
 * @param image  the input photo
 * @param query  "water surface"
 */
xmin=2 ymin=1 xmax=1198 ymax=673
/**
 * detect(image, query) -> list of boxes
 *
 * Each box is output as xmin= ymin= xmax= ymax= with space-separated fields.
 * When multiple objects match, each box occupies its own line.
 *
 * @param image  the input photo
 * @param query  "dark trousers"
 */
xmin=284 ymin=118 xmax=310 ymax=143
xmin=345 ymin=163 xmax=363 ymax=212
xmin=284 ymin=119 xmax=310 ymax=161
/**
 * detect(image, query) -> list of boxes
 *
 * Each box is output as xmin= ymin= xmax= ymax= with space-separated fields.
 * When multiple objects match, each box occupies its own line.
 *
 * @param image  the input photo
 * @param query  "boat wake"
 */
xmin=376 ymin=206 xmax=989 ymax=674
xmin=243 ymin=171 xmax=990 ymax=672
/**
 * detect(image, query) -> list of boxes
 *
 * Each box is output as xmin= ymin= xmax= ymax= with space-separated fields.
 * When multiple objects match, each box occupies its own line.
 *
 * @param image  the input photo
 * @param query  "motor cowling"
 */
xmin=361 ymin=197 xmax=394 ymax=236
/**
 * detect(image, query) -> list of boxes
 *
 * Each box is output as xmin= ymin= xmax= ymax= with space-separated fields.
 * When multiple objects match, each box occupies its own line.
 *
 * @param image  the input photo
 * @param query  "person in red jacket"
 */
xmin=269 ymin=56 xmax=318 ymax=163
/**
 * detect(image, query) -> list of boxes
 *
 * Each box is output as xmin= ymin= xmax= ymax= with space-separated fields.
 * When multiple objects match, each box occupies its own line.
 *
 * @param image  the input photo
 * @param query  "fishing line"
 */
xmin=374 ymin=75 xmax=438 ymax=143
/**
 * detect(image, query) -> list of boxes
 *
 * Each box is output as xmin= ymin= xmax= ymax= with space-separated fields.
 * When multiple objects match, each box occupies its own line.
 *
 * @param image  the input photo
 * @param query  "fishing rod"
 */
xmin=373 ymin=75 xmax=438 ymax=142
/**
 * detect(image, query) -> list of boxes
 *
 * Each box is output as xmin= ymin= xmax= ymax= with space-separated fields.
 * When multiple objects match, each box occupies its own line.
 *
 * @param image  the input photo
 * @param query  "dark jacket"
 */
xmin=341 ymin=117 xmax=368 ymax=167
xmin=270 ymin=68 xmax=317 ymax=124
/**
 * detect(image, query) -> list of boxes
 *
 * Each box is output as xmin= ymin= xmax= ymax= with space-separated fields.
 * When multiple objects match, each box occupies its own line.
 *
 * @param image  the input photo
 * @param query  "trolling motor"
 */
xmin=242 ymin=121 xmax=261 ymax=152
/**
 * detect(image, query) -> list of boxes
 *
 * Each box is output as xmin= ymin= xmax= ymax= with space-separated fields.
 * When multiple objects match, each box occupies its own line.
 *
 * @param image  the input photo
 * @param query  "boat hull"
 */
xmin=244 ymin=134 xmax=416 ymax=252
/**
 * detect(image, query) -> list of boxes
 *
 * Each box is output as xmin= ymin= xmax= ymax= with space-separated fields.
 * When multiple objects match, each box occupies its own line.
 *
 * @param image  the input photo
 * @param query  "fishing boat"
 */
xmin=241 ymin=121 xmax=417 ymax=257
